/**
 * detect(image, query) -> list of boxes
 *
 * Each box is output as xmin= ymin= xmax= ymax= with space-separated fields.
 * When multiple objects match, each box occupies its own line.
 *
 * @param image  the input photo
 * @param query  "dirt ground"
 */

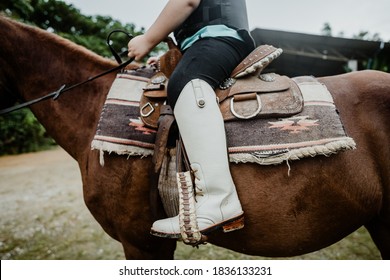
xmin=0 ymin=147 xmax=125 ymax=259
xmin=0 ymin=147 xmax=381 ymax=260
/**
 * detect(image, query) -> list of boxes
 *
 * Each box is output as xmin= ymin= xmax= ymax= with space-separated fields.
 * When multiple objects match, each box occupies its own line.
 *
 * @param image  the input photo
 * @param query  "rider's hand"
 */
xmin=127 ymin=35 xmax=154 ymax=61
xmin=147 ymin=56 xmax=159 ymax=65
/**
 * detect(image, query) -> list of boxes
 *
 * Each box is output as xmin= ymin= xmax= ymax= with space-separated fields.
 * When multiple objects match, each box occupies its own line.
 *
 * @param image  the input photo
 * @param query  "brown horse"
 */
xmin=1 ymin=16 xmax=389 ymax=259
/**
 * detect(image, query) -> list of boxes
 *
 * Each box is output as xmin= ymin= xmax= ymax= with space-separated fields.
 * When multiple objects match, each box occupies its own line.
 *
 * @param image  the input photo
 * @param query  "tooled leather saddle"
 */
xmin=140 ymin=39 xmax=304 ymax=172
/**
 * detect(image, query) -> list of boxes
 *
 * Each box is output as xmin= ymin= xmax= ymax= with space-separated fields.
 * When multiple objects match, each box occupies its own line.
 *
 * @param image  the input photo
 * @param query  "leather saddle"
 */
xmin=140 ymin=43 xmax=303 ymax=129
xmin=139 ymin=40 xmax=304 ymax=171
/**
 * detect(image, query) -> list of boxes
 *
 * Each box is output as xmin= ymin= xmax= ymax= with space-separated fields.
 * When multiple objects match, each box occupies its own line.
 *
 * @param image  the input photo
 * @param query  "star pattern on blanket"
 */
xmin=268 ymin=116 xmax=319 ymax=134
xmin=129 ymin=118 xmax=157 ymax=135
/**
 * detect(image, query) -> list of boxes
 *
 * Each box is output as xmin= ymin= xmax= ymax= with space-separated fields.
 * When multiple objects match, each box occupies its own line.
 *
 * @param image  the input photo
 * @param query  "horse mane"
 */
xmin=0 ymin=15 xmax=116 ymax=67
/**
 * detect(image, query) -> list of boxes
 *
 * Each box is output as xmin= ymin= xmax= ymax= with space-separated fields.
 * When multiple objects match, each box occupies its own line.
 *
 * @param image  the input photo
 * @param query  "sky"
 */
xmin=63 ymin=0 xmax=390 ymax=41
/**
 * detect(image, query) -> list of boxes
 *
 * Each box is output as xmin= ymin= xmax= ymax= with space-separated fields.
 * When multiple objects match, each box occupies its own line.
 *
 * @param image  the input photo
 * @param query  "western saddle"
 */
xmin=139 ymin=38 xmax=304 ymax=172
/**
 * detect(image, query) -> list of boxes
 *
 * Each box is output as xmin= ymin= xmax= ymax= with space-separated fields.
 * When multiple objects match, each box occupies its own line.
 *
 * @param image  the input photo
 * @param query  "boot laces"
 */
xmin=193 ymin=173 xmax=204 ymax=200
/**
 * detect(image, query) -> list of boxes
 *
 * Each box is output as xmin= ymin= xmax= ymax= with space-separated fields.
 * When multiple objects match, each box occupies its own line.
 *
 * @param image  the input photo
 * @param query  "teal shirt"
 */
xmin=179 ymin=24 xmax=244 ymax=50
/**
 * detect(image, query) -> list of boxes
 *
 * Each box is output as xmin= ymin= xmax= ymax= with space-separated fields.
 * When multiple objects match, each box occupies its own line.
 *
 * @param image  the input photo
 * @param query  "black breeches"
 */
xmin=167 ymin=36 xmax=254 ymax=109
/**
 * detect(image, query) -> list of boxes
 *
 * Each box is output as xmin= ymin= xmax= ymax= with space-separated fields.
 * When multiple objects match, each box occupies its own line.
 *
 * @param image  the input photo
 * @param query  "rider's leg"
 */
xmin=151 ymin=37 xmax=253 ymax=238
xmin=151 ymin=78 xmax=244 ymax=237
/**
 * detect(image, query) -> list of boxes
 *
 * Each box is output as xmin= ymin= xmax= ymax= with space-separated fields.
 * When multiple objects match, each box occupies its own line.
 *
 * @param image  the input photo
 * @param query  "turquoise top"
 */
xmin=179 ymin=24 xmax=244 ymax=50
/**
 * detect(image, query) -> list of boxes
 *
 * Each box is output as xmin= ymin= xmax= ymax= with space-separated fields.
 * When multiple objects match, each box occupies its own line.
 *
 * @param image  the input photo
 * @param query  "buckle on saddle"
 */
xmin=230 ymin=93 xmax=262 ymax=119
xmin=140 ymin=102 xmax=155 ymax=117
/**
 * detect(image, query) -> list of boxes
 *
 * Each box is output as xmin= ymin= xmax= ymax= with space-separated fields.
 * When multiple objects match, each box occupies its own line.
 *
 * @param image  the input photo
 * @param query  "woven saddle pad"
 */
xmin=91 ymin=70 xmax=355 ymax=166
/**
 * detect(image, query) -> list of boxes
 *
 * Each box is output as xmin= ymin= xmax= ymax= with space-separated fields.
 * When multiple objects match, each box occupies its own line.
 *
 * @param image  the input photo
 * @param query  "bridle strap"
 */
xmin=106 ymin=29 xmax=133 ymax=64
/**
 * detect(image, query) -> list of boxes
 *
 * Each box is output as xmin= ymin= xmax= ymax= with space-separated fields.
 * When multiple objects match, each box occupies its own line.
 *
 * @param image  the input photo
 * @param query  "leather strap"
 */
xmin=152 ymin=105 xmax=175 ymax=173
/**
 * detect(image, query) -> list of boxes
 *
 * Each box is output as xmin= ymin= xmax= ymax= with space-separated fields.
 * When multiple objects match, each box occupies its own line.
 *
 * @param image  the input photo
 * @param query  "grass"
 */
xmin=0 ymin=217 xmax=381 ymax=260
xmin=175 ymin=227 xmax=381 ymax=260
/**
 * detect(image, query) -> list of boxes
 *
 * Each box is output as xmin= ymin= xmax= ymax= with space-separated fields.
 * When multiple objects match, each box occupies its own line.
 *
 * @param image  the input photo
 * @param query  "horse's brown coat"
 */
xmin=1 ymin=16 xmax=389 ymax=259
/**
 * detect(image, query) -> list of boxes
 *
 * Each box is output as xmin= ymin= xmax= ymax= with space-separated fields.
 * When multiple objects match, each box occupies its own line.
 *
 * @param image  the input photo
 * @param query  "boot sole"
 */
xmin=150 ymin=213 xmax=244 ymax=239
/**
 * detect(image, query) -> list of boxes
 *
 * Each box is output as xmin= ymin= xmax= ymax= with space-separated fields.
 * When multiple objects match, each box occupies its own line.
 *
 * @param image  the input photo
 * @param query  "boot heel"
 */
xmin=222 ymin=215 xmax=244 ymax=233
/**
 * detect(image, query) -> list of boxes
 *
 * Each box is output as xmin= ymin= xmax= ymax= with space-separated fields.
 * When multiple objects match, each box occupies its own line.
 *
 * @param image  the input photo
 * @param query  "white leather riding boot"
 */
xmin=150 ymin=79 xmax=244 ymax=239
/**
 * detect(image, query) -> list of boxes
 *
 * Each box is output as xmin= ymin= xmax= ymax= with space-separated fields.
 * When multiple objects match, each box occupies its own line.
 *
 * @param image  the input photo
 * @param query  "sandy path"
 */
xmin=0 ymin=147 xmax=123 ymax=259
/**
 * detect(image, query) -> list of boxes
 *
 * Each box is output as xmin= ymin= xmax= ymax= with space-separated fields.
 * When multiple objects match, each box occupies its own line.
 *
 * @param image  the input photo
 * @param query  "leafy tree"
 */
xmin=3 ymin=0 xmax=134 ymax=58
xmin=320 ymin=23 xmax=389 ymax=72
xmin=0 ymin=0 xmax=167 ymax=59
xmin=0 ymin=109 xmax=56 ymax=155
xmin=321 ymin=22 xmax=332 ymax=37
xmin=352 ymin=31 xmax=382 ymax=42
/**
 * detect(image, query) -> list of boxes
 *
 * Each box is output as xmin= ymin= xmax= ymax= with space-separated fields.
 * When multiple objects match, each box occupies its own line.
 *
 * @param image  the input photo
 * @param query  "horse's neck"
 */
xmin=28 ymin=51 xmax=116 ymax=161
xmin=7 ymin=19 xmax=117 ymax=161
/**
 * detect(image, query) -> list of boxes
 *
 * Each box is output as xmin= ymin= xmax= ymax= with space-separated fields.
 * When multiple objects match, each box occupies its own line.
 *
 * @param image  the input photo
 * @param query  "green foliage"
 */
xmin=0 ymin=109 xmax=56 ymax=155
xmin=352 ymin=34 xmax=389 ymax=72
xmin=320 ymin=23 xmax=389 ymax=73
xmin=0 ymin=0 xmax=168 ymax=155
xmin=363 ymin=57 xmax=389 ymax=72
xmin=0 ymin=0 xmax=167 ymax=58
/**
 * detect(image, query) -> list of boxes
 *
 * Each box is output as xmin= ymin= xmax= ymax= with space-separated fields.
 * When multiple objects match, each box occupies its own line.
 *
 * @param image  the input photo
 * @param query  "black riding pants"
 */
xmin=167 ymin=36 xmax=254 ymax=109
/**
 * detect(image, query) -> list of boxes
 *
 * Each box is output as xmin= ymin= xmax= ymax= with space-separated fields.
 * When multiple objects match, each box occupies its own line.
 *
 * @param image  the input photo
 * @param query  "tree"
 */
xmin=0 ymin=109 xmax=55 ymax=155
xmin=0 ymin=0 xmax=167 ymax=59
xmin=321 ymin=22 xmax=332 ymax=37
xmin=320 ymin=22 xmax=389 ymax=72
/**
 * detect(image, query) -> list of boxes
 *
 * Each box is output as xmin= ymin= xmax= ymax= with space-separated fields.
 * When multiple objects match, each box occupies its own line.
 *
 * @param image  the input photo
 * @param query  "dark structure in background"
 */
xmin=251 ymin=28 xmax=390 ymax=77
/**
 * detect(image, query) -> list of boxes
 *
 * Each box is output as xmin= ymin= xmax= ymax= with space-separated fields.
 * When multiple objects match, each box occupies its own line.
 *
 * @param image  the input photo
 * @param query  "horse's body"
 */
xmin=1 ymin=16 xmax=389 ymax=259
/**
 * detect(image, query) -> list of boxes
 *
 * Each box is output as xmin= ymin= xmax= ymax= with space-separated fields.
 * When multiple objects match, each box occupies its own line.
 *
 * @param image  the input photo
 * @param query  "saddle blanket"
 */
xmin=91 ymin=75 xmax=356 ymax=166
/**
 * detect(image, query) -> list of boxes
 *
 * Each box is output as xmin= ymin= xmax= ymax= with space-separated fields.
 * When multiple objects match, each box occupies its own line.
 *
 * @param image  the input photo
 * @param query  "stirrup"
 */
xmin=150 ymin=213 xmax=245 ymax=246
